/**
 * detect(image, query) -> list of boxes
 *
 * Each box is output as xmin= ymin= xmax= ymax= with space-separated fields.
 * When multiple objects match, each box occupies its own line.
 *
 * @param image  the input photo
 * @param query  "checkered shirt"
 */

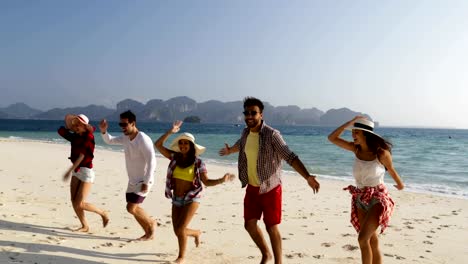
xmin=343 ymin=184 xmax=395 ymax=234
xmin=233 ymin=121 xmax=298 ymax=194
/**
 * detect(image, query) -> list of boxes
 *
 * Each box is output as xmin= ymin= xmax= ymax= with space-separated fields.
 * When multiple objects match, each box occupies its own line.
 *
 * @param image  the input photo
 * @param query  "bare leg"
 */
xmin=370 ymin=233 xmax=382 ymax=264
xmin=266 ymin=224 xmax=282 ymax=264
xmin=70 ymin=177 xmax=108 ymax=232
xmin=244 ymin=219 xmax=273 ymax=264
xmin=70 ymin=177 xmax=88 ymax=232
xmin=127 ymin=202 xmax=155 ymax=240
xmin=172 ymin=202 xmax=200 ymax=263
xmin=357 ymin=204 xmax=383 ymax=264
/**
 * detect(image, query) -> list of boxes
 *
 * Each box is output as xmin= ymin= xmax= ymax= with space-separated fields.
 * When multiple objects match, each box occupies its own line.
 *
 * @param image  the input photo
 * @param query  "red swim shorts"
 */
xmin=244 ymin=184 xmax=282 ymax=227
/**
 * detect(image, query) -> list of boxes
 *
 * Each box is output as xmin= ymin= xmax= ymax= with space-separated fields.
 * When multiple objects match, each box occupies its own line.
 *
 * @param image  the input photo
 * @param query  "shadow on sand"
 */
xmin=0 ymin=219 xmax=170 ymax=263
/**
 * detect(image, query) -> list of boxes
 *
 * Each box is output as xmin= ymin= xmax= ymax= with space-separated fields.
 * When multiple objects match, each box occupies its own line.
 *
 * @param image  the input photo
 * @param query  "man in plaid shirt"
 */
xmin=219 ymin=97 xmax=320 ymax=264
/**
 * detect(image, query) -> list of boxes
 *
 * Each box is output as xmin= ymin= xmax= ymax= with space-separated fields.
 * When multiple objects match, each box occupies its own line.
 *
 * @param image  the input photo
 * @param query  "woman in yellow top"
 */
xmin=154 ymin=120 xmax=235 ymax=264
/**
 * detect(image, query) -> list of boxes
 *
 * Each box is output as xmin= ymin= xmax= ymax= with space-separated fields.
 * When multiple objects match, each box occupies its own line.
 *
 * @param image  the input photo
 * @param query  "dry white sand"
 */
xmin=0 ymin=139 xmax=467 ymax=263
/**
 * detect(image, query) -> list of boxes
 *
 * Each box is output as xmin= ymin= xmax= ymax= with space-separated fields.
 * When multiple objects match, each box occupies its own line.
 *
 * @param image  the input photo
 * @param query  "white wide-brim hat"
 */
xmin=346 ymin=118 xmax=383 ymax=138
xmin=65 ymin=114 xmax=90 ymax=129
xmin=170 ymin=132 xmax=206 ymax=156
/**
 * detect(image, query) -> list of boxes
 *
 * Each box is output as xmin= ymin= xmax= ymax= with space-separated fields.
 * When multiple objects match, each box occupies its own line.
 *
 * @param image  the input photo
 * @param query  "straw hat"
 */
xmin=65 ymin=114 xmax=90 ymax=130
xmin=170 ymin=132 xmax=206 ymax=156
xmin=346 ymin=118 xmax=383 ymax=138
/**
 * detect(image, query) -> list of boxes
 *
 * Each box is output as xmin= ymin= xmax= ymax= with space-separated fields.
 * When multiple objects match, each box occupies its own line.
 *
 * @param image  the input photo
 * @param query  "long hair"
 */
xmin=362 ymin=131 xmax=393 ymax=154
xmin=174 ymin=141 xmax=196 ymax=168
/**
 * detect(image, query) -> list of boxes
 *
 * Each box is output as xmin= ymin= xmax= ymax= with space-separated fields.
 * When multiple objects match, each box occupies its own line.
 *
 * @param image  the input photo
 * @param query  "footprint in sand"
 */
xmin=423 ymin=241 xmax=433 ymax=245
xmin=342 ymin=244 xmax=359 ymax=251
xmin=321 ymin=242 xmax=334 ymax=247
xmin=341 ymin=233 xmax=353 ymax=237
xmin=285 ymin=252 xmax=307 ymax=259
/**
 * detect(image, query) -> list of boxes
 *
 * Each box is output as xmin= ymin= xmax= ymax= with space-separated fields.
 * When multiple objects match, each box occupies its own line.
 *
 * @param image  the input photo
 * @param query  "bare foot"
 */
xmin=135 ymin=219 xmax=156 ymax=241
xmin=146 ymin=219 xmax=156 ymax=238
xmin=135 ymin=234 xmax=153 ymax=241
xmin=73 ymin=226 xmax=89 ymax=232
xmin=260 ymin=253 xmax=273 ymax=264
xmin=102 ymin=212 xmax=110 ymax=228
xmin=194 ymin=230 xmax=201 ymax=247
xmin=174 ymin=257 xmax=185 ymax=264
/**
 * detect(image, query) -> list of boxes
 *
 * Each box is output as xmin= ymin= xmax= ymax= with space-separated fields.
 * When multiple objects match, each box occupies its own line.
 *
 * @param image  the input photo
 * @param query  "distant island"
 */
xmin=0 ymin=97 xmax=373 ymax=126
xmin=183 ymin=115 xmax=201 ymax=123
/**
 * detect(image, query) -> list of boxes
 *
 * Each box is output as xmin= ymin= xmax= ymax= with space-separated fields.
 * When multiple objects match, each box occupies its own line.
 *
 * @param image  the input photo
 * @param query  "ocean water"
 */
xmin=1 ymin=119 xmax=467 ymax=199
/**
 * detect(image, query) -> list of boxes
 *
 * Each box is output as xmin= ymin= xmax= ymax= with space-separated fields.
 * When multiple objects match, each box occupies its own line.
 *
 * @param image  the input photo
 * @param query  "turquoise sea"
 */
xmin=1 ymin=119 xmax=467 ymax=199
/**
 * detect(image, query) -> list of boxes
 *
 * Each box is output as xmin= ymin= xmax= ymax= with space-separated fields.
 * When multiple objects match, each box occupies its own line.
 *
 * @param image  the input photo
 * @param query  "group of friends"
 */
xmin=58 ymin=97 xmax=404 ymax=264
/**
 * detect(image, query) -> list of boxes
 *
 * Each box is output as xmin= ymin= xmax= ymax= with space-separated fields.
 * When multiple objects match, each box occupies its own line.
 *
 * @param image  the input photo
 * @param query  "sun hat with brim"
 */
xmin=170 ymin=132 xmax=206 ymax=156
xmin=65 ymin=114 xmax=90 ymax=130
xmin=346 ymin=119 xmax=383 ymax=138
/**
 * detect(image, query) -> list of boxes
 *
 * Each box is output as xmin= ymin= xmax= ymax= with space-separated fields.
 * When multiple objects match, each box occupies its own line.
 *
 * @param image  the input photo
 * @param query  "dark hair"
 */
xmin=243 ymin=97 xmax=264 ymax=112
xmin=362 ymin=131 xmax=393 ymax=154
xmin=175 ymin=141 xmax=196 ymax=168
xmin=120 ymin=110 xmax=136 ymax=123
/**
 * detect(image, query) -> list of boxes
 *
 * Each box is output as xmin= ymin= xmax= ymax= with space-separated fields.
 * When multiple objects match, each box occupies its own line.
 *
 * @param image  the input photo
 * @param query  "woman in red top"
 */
xmin=58 ymin=114 xmax=109 ymax=232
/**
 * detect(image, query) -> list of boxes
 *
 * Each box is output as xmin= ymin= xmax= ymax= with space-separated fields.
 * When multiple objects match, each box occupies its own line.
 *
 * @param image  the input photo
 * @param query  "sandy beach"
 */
xmin=0 ymin=139 xmax=467 ymax=264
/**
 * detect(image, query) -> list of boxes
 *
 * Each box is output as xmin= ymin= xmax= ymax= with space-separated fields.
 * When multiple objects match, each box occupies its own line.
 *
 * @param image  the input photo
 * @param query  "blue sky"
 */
xmin=1 ymin=1 xmax=468 ymax=128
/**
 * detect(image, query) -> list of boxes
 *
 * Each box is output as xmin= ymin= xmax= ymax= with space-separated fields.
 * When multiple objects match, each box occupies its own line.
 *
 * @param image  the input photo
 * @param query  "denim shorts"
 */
xmin=356 ymin=195 xmax=380 ymax=211
xmin=172 ymin=196 xmax=201 ymax=207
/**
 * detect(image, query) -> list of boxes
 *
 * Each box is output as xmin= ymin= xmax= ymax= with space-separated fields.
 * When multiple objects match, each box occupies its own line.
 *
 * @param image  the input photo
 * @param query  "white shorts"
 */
xmin=126 ymin=181 xmax=152 ymax=197
xmin=72 ymin=167 xmax=95 ymax=183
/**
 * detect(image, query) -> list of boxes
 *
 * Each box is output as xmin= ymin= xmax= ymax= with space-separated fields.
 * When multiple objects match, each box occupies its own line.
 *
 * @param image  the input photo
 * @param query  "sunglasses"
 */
xmin=243 ymin=110 xmax=259 ymax=116
xmin=119 ymin=122 xmax=130 ymax=128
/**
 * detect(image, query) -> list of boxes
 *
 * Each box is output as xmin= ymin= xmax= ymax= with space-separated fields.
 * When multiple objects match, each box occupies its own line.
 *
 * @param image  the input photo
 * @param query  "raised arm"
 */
xmin=327 ymin=116 xmax=364 ymax=152
xmin=99 ymin=119 xmax=124 ymax=145
xmin=378 ymin=149 xmax=404 ymax=190
xmin=154 ymin=120 xmax=182 ymax=159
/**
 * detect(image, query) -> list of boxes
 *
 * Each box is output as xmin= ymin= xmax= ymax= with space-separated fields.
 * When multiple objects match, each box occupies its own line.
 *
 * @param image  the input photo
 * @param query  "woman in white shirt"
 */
xmin=328 ymin=116 xmax=404 ymax=264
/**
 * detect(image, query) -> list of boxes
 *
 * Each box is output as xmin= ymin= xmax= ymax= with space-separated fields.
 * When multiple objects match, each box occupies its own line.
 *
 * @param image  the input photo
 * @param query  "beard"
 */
xmin=245 ymin=118 xmax=260 ymax=128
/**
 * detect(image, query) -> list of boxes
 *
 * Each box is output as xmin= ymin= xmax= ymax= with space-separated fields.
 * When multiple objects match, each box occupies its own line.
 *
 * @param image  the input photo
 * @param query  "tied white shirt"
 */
xmin=352 ymin=158 xmax=385 ymax=189
xmin=101 ymin=131 xmax=156 ymax=185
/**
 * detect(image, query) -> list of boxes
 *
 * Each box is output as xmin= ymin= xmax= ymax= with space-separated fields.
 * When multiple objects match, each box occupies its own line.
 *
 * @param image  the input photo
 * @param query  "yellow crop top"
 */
xmin=173 ymin=164 xmax=195 ymax=182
